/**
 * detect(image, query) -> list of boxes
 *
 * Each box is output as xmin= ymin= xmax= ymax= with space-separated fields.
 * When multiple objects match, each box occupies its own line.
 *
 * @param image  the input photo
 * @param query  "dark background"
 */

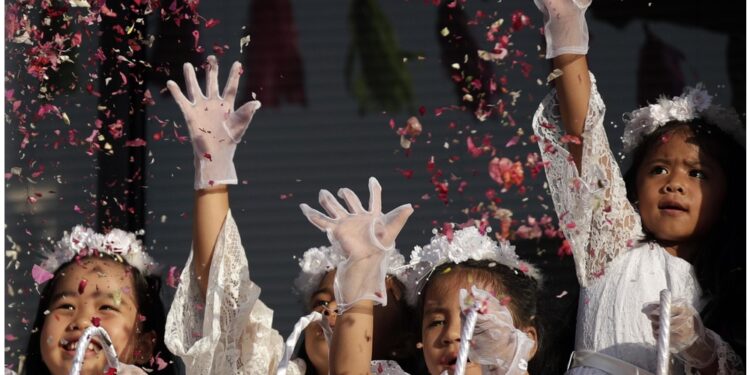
xmin=5 ymin=0 xmax=744 ymax=372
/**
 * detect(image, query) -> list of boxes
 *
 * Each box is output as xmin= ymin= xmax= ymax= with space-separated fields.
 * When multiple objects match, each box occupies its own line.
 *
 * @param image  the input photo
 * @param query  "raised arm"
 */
xmin=533 ymin=1 xmax=643 ymax=287
xmin=536 ymin=0 xmax=592 ymax=171
xmin=300 ymin=178 xmax=413 ymax=375
xmin=167 ymin=55 xmax=260 ymax=297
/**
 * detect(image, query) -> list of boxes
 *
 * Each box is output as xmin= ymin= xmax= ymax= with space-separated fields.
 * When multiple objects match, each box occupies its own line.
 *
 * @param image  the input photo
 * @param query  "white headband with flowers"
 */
xmin=622 ymin=84 xmax=745 ymax=153
xmin=293 ymin=244 xmax=408 ymax=305
xmin=40 ymin=225 xmax=157 ymax=276
xmin=403 ymin=225 xmax=542 ymax=307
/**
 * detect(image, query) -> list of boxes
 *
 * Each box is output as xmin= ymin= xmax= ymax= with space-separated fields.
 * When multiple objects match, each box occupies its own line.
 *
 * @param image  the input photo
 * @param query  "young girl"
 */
xmin=532 ymin=0 xmax=745 ymax=373
xmin=163 ymin=55 xmax=417 ymax=375
xmin=20 ymin=226 xmax=176 ymax=375
xmin=292 ymin=245 xmax=418 ymax=374
xmin=300 ymin=181 xmax=544 ymax=375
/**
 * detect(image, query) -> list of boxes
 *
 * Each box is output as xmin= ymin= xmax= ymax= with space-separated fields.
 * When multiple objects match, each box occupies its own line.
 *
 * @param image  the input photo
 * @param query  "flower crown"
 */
xmin=622 ymin=84 xmax=745 ymax=153
xmin=292 ymin=244 xmax=408 ymax=305
xmin=403 ymin=225 xmax=542 ymax=306
xmin=40 ymin=226 xmax=158 ymax=275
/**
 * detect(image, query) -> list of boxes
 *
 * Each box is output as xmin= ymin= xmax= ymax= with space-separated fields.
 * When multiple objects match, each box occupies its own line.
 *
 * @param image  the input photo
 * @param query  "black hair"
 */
xmin=623 ymin=119 xmax=746 ymax=359
xmin=22 ymin=254 xmax=178 ymax=375
xmin=418 ymin=259 xmax=546 ymax=370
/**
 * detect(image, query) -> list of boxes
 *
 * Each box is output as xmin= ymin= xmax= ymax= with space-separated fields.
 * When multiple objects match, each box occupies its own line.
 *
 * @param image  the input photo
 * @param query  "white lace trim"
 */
xmin=165 ymin=210 xmax=303 ymax=375
xmin=532 ymin=72 xmax=643 ymax=288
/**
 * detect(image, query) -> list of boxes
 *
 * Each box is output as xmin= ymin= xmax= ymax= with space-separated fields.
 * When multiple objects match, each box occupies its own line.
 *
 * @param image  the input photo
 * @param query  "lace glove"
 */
xmin=300 ymin=177 xmax=413 ymax=312
xmin=460 ymin=286 xmax=534 ymax=375
xmin=167 ymin=55 xmax=261 ymax=190
xmin=642 ymin=299 xmax=718 ymax=369
xmin=534 ymin=0 xmax=592 ymax=59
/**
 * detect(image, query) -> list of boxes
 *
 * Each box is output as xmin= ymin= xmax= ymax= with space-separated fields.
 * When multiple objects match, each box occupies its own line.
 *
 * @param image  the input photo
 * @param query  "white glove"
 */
xmin=300 ymin=177 xmax=413 ymax=312
xmin=460 ymin=286 xmax=534 ymax=375
xmin=167 ymin=55 xmax=261 ymax=190
xmin=534 ymin=0 xmax=592 ymax=59
xmin=642 ymin=299 xmax=718 ymax=369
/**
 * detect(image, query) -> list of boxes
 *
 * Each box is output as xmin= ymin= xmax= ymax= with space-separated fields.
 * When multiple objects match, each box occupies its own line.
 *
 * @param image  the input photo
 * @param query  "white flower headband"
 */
xmin=404 ymin=225 xmax=542 ymax=307
xmin=622 ymin=84 xmax=745 ymax=153
xmin=293 ymin=245 xmax=408 ymax=305
xmin=40 ymin=226 xmax=158 ymax=275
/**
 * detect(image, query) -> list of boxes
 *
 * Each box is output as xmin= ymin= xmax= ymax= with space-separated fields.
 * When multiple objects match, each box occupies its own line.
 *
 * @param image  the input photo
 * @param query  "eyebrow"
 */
xmin=646 ymin=157 xmax=708 ymax=168
xmin=422 ymin=306 xmax=450 ymax=316
xmin=49 ymin=289 xmax=133 ymax=308
xmin=311 ymin=288 xmax=334 ymax=299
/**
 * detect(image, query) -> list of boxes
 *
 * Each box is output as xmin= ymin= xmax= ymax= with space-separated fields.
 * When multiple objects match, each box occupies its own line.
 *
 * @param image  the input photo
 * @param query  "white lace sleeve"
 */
xmin=165 ymin=210 xmax=297 ymax=375
xmin=685 ymin=330 xmax=745 ymax=375
xmin=532 ymin=72 xmax=643 ymax=287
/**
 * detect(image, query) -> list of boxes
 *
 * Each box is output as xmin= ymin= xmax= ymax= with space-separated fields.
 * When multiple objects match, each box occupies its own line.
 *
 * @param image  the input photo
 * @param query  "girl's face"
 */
xmin=636 ymin=130 xmax=727 ymax=245
xmin=304 ymin=270 xmax=337 ymax=375
xmin=40 ymin=258 xmax=154 ymax=375
xmin=420 ymin=271 xmax=536 ymax=375
xmin=303 ymin=270 xmax=413 ymax=375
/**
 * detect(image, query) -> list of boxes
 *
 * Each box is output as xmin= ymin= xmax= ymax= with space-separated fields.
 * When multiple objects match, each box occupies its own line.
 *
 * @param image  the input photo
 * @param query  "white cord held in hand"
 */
xmin=277 ymin=311 xmax=323 ymax=375
xmin=456 ymin=289 xmax=484 ymax=375
xmin=68 ymin=326 xmax=119 ymax=375
xmin=655 ymin=289 xmax=671 ymax=375
xmin=167 ymin=55 xmax=261 ymax=190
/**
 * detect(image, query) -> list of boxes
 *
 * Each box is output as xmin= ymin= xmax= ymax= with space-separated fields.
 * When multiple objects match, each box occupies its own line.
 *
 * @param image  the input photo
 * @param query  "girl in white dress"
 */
xmin=532 ymin=1 xmax=745 ymax=373
xmin=300 ymin=179 xmax=543 ymax=375
xmin=18 ymin=226 xmax=174 ymax=375
xmin=163 ymin=55 xmax=418 ymax=375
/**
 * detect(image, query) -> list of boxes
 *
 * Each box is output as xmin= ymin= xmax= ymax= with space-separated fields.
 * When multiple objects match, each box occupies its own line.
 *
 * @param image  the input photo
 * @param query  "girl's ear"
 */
xmin=523 ymin=326 xmax=538 ymax=359
xmin=134 ymin=330 xmax=157 ymax=365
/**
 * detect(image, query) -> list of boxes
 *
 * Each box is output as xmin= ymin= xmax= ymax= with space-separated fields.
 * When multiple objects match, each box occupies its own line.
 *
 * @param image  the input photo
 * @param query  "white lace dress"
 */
xmin=165 ymin=210 xmax=305 ymax=375
xmin=532 ymin=73 xmax=743 ymax=374
xmin=164 ymin=210 xmax=411 ymax=375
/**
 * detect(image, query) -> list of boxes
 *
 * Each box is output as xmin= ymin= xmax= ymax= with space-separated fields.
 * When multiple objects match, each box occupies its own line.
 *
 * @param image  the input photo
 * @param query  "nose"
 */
xmin=664 ymin=178 xmax=685 ymax=194
xmin=67 ymin=314 xmax=93 ymax=332
xmin=440 ymin=319 xmax=461 ymax=346
xmin=323 ymin=307 xmax=337 ymax=328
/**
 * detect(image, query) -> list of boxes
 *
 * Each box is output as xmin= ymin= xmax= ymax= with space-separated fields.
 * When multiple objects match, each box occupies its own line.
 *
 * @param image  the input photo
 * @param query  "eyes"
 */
xmin=648 ymin=165 xmax=708 ymax=180
xmin=52 ymin=302 xmax=121 ymax=313
xmin=426 ymin=319 xmax=446 ymax=328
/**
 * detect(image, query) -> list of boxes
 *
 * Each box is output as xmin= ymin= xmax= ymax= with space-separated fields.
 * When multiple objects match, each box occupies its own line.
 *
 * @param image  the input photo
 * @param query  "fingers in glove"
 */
xmin=206 ymin=55 xmax=220 ymax=99
xmin=319 ymin=189 xmax=350 ymax=218
xmin=337 ymin=188 xmax=367 ymax=214
xmin=383 ymin=204 xmax=414 ymax=237
xmin=300 ymin=203 xmax=337 ymax=231
xmin=183 ymin=62 xmax=202 ymax=102
xmin=367 ymin=177 xmax=383 ymax=214
xmin=223 ymin=61 xmax=242 ymax=104
xmin=166 ymin=80 xmax=190 ymax=112
xmin=226 ymin=101 xmax=260 ymax=142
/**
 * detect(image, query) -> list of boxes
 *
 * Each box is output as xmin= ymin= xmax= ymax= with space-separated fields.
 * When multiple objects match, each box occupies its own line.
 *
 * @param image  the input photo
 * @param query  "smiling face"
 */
xmin=635 ymin=128 xmax=727 ymax=247
xmin=40 ymin=258 xmax=153 ymax=375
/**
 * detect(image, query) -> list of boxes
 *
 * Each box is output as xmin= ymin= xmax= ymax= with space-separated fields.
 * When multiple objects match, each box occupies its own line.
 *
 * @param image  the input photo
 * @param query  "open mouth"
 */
xmin=61 ymin=337 xmax=103 ymax=354
xmin=658 ymin=201 xmax=687 ymax=213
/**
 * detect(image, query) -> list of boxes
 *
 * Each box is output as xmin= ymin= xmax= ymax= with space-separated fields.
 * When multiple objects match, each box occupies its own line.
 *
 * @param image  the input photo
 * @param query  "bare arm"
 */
xmin=553 ymin=54 xmax=590 ymax=172
xmin=193 ymin=185 xmax=229 ymax=298
xmin=330 ymin=301 xmax=375 ymax=375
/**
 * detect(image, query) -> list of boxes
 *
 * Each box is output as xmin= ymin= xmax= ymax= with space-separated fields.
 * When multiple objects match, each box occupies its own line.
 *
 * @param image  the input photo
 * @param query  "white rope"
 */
xmin=68 ymin=326 xmax=119 ymax=375
xmin=277 ymin=311 xmax=323 ymax=375
xmin=655 ymin=289 xmax=672 ymax=375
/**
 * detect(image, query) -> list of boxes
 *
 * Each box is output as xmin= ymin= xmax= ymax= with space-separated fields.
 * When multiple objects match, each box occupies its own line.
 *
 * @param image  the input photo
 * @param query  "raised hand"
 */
xmin=300 ymin=177 xmax=413 ymax=312
xmin=167 ymin=55 xmax=261 ymax=190
xmin=534 ymin=0 xmax=592 ymax=59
